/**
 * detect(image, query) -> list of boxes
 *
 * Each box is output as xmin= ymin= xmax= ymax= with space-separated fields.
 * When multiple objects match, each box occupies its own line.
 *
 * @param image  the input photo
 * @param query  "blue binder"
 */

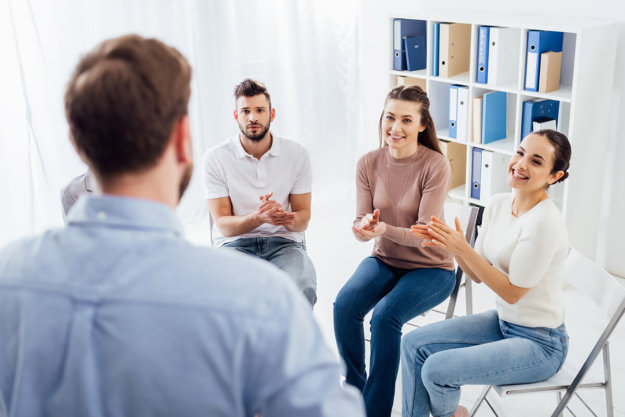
xmin=521 ymin=99 xmax=560 ymax=140
xmin=393 ymin=19 xmax=427 ymax=71
xmin=524 ymin=30 xmax=563 ymax=91
xmin=449 ymin=85 xmax=460 ymax=138
xmin=481 ymin=91 xmax=507 ymax=144
xmin=477 ymin=26 xmax=490 ymax=83
xmin=404 ymin=36 xmax=426 ymax=71
xmin=471 ymin=148 xmax=482 ymax=200
xmin=432 ymin=23 xmax=440 ymax=76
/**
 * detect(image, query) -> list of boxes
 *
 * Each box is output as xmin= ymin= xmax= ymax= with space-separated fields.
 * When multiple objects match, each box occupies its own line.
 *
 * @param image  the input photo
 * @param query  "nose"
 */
xmin=514 ymin=156 xmax=528 ymax=170
xmin=391 ymin=119 xmax=401 ymax=133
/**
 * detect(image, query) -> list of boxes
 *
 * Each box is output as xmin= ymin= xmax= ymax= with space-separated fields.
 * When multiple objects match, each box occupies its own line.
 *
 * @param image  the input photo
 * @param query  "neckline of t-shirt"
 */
xmin=509 ymin=194 xmax=551 ymax=219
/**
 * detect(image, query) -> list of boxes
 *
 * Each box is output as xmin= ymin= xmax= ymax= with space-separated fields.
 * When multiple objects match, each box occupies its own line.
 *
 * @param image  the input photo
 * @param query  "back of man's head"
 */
xmin=64 ymin=34 xmax=192 ymax=181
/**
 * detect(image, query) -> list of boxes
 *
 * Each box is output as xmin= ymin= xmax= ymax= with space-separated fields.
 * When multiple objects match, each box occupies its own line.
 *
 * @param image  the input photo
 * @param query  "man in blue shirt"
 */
xmin=0 ymin=34 xmax=364 ymax=417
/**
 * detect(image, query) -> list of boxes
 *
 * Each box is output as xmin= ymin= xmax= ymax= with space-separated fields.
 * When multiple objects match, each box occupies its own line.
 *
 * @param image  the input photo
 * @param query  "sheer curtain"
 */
xmin=0 ymin=0 xmax=362 ymax=246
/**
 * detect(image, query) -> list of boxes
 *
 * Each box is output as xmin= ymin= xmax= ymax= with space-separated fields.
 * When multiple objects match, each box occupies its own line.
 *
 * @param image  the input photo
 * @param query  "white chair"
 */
xmin=470 ymin=247 xmax=625 ymax=417
xmin=438 ymin=201 xmax=480 ymax=319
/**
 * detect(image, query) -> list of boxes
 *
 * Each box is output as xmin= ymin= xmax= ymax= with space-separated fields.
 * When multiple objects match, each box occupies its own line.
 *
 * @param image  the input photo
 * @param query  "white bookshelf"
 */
xmin=389 ymin=13 xmax=617 ymax=260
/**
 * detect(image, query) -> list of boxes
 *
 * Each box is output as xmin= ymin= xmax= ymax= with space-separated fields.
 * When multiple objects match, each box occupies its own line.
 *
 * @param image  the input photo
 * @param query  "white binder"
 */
xmin=488 ymin=27 xmax=518 ymax=86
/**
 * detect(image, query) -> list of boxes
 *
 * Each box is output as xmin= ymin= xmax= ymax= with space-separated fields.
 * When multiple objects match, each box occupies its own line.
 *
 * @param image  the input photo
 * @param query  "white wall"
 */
xmin=358 ymin=0 xmax=625 ymax=276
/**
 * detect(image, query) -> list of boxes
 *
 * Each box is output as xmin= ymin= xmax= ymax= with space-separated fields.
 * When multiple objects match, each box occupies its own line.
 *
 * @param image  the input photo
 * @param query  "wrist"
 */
xmin=249 ymin=212 xmax=264 ymax=227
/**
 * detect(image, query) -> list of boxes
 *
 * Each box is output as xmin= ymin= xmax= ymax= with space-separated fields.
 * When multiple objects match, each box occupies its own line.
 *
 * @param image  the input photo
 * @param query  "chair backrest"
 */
xmin=443 ymin=201 xmax=479 ymax=245
xmin=565 ymin=248 xmax=625 ymax=320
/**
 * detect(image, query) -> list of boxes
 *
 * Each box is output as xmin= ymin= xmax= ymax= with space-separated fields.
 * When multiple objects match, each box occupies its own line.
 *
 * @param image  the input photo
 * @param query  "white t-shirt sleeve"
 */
xmin=202 ymin=150 xmax=229 ymax=199
xmin=290 ymin=146 xmax=312 ymax=195
xmin=508 ymin=214 xmax=560 ymax=288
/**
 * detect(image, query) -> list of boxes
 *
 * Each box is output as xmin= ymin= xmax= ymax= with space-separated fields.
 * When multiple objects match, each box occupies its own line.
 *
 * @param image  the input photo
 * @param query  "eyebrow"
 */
xmin=238 ymin=106 xmax=267 ymax=110
xmin=386 ymin=111 xmax=413 ymax=118
xmin=518 ymin=146 xmax=545 ymax=161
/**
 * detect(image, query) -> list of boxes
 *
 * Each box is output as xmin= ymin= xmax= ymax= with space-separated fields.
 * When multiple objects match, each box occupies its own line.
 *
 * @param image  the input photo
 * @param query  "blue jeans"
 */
xmin=333 ymin=256 xmax=456 ymax=417
xmin=223 ymin=237 xmax=317 ymax=305
xmin=401 ymin=310 xmax=569 ymax=417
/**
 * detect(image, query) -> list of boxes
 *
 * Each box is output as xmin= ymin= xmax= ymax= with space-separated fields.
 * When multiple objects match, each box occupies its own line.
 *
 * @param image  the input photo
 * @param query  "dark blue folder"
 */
xmin=404 ymin=36 xmax=426 ymax=71
xmin=393 ymin=19 xmax=427 ymax=71
xmin=521 ymin=99 xmax=560 ymax=141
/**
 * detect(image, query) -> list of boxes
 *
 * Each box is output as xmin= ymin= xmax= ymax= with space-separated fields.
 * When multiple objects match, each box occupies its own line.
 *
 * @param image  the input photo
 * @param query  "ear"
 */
xmin=549 ymin=170 xmax=564 ymax=185
xmin=233 ymin=109 xmax=239 ymax=120
xmin=270 ymin=107 xmax=276 ymax=122
xmin=173 ymin=115 xmax=192 ymax=163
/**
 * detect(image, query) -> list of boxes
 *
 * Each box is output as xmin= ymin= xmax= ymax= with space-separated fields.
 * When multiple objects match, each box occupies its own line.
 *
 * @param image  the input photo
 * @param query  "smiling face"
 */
xmin=508 ymin=133 xmax=564 ymax=191
xmin=380 ymin=99 xmax=426 ymax=158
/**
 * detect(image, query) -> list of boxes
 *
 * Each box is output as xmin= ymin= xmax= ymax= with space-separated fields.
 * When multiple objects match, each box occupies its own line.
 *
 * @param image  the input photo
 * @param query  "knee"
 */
xmin=401 ymin=331 xmax=428 ymax=366
xmin=370 ymin=305 xmax=401 ymax=336
xmin=421 ymin=354 xmax=452 ymax=388
xmin=334 ymin=287 xmax=355 ymax=316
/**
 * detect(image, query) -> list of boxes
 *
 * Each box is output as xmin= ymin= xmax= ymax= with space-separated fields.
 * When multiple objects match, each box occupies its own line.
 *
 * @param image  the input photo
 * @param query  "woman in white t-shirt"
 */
xmin=401 ymin=130 xmax=572 ymax=417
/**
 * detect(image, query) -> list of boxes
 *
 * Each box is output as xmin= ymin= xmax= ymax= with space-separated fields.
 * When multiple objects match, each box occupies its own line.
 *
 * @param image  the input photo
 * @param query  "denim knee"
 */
xmin=370 ymin=304 xmax=401 ymax=334
xmin=421 ymin=353 xmax=452 ymax=388
xmin=334 ymin=288 xmax=356 ymax=318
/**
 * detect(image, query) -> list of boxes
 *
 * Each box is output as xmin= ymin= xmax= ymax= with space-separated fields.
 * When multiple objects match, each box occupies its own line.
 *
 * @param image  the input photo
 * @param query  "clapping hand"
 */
xmin=411 ymin=216 xmax=468 ymax=256
xmin=257 ymin=192 xmax=296 ymax=226
xmin=352 ymin=209 xmax=386 ymax=241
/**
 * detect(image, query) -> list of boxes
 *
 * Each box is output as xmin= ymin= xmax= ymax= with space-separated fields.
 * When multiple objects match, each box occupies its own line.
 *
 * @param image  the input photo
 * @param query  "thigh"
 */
xmin=423 ymin=329 xmax=558 ymax=387
xmin=266 ymin=239 xmax=316 ymax=288
xmin=335 ymin=257 xmax=398 ymax=316
xmin=402 ymin=310 xmax=503 ymax=356
xmin=222 ymin=238 xmax=258 ymax=256
xmin=374 ymin=267 xmax=456 ymax=324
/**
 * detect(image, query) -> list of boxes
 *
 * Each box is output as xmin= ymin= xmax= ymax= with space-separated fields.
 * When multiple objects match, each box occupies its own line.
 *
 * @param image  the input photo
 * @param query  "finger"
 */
xmin=429 ymin=238 xmax=444 ymax=247
xmin=431 ymin=216 xmax=445 ymax=225
xmin=411 ymin=224 xmax=428 ymax=231
xmin=352 ymin=226 xmax=366 ymax=237
xmin=411 ymin=230 xmax=431 ymax=239
xmin=429 ymin=221 xmax=451 ymax=234
xmin=454 ymin=217 xmax=464 ymax=234
xmin=427 ymin=226 xmax=446 ymax=241
xmin=372 ymin=209 xmax=380 ymax=221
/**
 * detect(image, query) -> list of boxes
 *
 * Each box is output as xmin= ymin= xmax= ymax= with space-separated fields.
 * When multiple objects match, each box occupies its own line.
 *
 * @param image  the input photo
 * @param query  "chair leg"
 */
xmin=469 ymin=386 xmax=492 ymax=417
xmin=465 ymin=276 xmax=473 ymax=315
xmin=555 ymin=392 xmax=563 ymax=417
xmin=603 ymin=343 xmax=614 ymax=417
xmin=446 ymin=269 xmax=463 ymax=319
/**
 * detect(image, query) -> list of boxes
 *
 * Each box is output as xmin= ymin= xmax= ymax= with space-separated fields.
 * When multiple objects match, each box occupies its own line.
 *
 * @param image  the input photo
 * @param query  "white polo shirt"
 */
xmin=202 ymin=134 xmax=312 ymax=247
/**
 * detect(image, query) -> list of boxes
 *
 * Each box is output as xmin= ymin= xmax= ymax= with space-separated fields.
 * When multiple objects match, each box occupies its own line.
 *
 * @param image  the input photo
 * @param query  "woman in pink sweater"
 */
xmin=334 ymin=85 xmax=455 ymax=417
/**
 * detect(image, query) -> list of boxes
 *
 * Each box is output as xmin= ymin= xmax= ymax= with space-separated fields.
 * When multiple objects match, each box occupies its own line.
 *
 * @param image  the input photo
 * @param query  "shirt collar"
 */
xmin=67 ymin=194 xmax=184 ymax=237
xmin=230 ymin=133 xmax=281 ymax=159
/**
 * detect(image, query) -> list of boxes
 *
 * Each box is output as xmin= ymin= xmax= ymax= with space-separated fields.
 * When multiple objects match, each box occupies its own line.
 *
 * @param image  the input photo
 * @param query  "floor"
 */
xmin=187 ymin=182 xmax=625 ymax=416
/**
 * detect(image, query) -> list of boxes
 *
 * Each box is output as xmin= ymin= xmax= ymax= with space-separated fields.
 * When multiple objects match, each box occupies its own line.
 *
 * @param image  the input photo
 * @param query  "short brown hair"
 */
xmin=233 ymin=78 xmax=271 ymax=108
xmin=379 ymin=85 xmax=443 ymax=155
xmin=64 ymin=34 xmax=192 ymax=179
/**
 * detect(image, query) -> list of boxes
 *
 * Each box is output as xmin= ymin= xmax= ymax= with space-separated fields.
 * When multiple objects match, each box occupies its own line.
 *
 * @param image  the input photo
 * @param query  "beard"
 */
xmin=238 ymin=120 xmax=271 ymax=142
xmin=178 ymin=162 xmax=193 ymax=202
